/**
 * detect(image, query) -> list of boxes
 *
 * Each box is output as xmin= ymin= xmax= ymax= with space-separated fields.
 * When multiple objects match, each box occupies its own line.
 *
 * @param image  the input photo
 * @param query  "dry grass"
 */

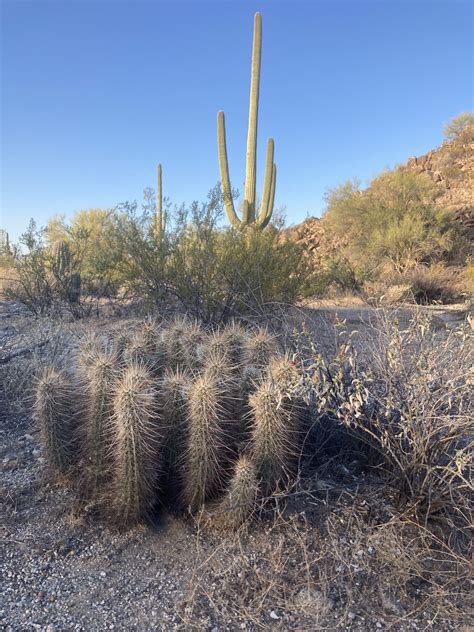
xmin=179 ymin=479 xmax=471 ymax=630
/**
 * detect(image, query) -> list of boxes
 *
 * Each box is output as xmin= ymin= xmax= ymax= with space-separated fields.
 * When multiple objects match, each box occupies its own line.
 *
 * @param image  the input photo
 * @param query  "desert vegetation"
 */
xmin=1 ymin=9 xmax=472 ymax=632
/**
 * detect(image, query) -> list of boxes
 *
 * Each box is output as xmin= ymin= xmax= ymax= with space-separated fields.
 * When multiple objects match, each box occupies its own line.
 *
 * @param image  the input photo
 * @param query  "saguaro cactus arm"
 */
xmin=257 ymin=162 xmax=276 ymax=229
xmin=245 ymin=11 xmax=262 ymax=223
xmin=217 ymin=111 xmax=240 ymax=228
xmin=256 ymin=138 xmax=274 ymax=225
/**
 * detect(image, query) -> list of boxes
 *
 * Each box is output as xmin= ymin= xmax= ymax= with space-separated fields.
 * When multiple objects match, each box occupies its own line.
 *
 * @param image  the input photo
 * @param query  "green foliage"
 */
xmin=10 ymin=184 xmax=307 ymax=319
xmin=324 ymin=170 xmax=458 ymax=275
xmin=118 ymin=184 xmax=308 ymax=322
xmin=46 ymin=208 xmax=127 ymax=295
xmin=6 ymin=221 xmax=54 ymax=314
xmin=443 ymin=111 xmax=474 ymax=143
xmin=5 ymin=220 xmax=86 ymax=317
xmin=169 ymin=225 xmax=307 ymax=322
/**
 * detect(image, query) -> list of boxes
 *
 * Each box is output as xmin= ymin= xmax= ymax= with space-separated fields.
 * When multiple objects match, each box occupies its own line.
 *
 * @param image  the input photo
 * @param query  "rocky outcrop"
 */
xmin=402 ymin=137 xmax=474 ymax=240
xmin=288 ymin=132 xmax=473 ymax=263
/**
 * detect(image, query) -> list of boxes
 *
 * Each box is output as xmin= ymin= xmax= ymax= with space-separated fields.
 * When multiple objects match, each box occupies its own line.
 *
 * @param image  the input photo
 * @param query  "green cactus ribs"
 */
xmin=217 ymin=12 xmax=277 ymax=229
xmin=155 ymin=163 xmax=167 ymax=239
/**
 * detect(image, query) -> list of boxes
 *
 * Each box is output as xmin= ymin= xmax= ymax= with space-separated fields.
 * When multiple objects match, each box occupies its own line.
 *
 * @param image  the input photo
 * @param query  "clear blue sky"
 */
xmin=1 ymin=0 xmax=472 ymax=241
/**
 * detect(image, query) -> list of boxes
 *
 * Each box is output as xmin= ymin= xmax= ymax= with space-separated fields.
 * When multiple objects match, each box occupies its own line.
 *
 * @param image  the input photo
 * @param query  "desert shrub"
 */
xmin=8 ymin=185 xmax=308 ymax=321
xmin=364 ymin=263 xmax=467 ymax=305
xmin=464 ymin=258 xmax=474 ymax=295
xmin=169 ymin=224 xmax=308 ymax=323
xmin=4 ymin=220 xmax=92 ymax=318
xmin=5 ymin=220 xmax=56 ymax=315
xmin=297 ymin=311 xmax=472 ymax=528
xmin=401 ymin=264 xmax=466 ymax=304
xmin=324 ymin=170 xmax=460 ymax=276
xmin=46 ymin=208 xmax=129 ymax=296
xmin=443 ymin=111 xmax=474 ymax=143
xmin=299 ymin=257 xmax=363 ymax=299
xmin=119 ymin=184 xmax=308 ymax=322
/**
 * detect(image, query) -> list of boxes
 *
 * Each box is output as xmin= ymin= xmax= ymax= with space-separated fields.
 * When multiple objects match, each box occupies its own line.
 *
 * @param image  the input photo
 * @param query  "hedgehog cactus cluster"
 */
xmin=34 ymin=318 xmax=306 ymax=528
xmin=217 ymin=12 xmax=277 ymax=229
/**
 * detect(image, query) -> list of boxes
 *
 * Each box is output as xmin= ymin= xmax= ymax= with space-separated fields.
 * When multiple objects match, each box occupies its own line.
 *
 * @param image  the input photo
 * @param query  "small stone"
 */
xmin=100 ymin=571 xmax=106 ymax=578
xmin=2 ymin=455 xmax=19 ymax=470
xmin=270 ymin=611 xmax=279 ymax=620
xmin=348 ymin=611 xmax=356 ymax=620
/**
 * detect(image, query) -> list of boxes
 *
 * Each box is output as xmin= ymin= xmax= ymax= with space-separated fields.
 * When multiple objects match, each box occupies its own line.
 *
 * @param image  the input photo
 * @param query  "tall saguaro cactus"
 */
xmin=155 ymin=163 xmax=167 ymax=239
xmin=217 ymin=12 xmax=277 ymax=229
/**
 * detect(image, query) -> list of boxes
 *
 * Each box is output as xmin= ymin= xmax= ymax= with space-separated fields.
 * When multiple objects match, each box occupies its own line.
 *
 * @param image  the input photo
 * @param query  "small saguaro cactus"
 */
xmin=51 ymin=239 xmax=71 ymax=278
xmin=217 ymin=12 xmax=277 ymax=229
xmin=155 ymin=163 xmax=167 ymax=239
xmin=68 ymin=272 xmax=81 ymax=304
xmin=51 ymin=239 xmax=82 ymax=303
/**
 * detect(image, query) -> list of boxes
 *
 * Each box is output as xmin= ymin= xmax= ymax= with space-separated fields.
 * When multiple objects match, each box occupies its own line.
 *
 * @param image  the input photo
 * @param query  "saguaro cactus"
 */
xmin=51 ymin=239 xmax=71 ymax=277
xmin=155 ymin=163 xmax=167 ymax=239
xmin=217 ymin=12 xmax=277 ymax=229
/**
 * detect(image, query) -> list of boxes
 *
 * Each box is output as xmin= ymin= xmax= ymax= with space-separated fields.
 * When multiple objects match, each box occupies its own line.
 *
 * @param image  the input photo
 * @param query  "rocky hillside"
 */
xmin=402 ymin=135 xmax=473 ymax=239
xmin=289 ymin=130 xmax=473 ymax=263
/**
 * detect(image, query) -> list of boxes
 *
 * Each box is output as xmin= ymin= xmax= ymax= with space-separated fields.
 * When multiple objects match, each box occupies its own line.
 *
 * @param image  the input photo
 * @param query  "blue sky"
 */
xmin=1 ymin=0 xmax=472 ymax=241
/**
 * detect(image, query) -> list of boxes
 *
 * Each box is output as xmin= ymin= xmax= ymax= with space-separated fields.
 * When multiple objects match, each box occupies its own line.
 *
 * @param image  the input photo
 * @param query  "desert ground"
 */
xmin=1 ymin=299 xmax=471 ymax=632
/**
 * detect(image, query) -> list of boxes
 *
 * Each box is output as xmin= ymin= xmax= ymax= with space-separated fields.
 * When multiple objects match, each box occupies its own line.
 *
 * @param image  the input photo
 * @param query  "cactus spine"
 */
xmin=217 ymin=12 xmax=276 ymax=229
xmin=216 ymin=454 xmax=259 ymax=529
xmin=34 ymin=320 xmax=309 ymax=529
xmin=82 ymin=349 xmax=118 ymax=499
xmin=183 ymin=374 xmax=229 ymax=512
xmin=111 ymin=364 xmax=161 ymax=524
xmin=34 ymin=368 xmax=75 ymax=476
xmin=249 ymin=378 xmax=300 ymax=494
